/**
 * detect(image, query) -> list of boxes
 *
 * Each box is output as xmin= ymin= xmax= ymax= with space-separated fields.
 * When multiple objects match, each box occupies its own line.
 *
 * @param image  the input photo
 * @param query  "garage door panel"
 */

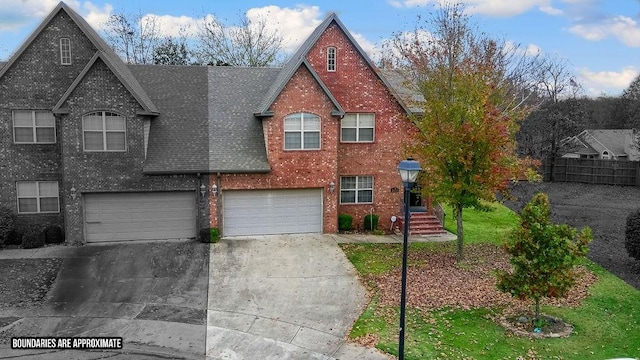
xmin=223 ymin=189 xmax=322 ymax=236
xmin=84 ymin=192 xmax=196 ymax=243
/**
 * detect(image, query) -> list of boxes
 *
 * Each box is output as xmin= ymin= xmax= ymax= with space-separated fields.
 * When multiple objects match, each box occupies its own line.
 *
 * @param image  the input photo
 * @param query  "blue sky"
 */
xmin=1 ymin=0 xmax=638 ymax=97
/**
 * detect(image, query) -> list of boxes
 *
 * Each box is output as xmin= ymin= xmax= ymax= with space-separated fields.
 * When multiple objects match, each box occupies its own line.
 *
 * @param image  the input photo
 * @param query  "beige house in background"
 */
xmin=561 ymin=129 xmax=640 ymax=161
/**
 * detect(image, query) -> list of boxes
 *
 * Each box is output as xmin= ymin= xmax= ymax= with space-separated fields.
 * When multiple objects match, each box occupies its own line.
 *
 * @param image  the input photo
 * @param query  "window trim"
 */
xmin=340 ymin=113 xmax=375 ymax=143
xmin=340 ymin=175 xmax=374 ymax=204
xmin=327 ymin=47 xmax=336 ymax=72
xmin=283 ymin=112 xmax=321 ymax=150
xmin=12 ymin=110 xmax=56 ymax=144
xmin=60 ymin=38 xmax=71 ymax=65
xmin=82 ymin=111 xmax=127 ymax=152
xmin=16 ymin=181 xmax=60 ymax=214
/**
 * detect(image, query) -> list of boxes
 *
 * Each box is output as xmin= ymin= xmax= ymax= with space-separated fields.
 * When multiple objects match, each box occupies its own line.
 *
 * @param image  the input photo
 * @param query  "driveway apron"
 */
xmin=0 ymin=241 xmax=209 ymax=359
xmin=206 ymin=234 xmax=387 ymax=360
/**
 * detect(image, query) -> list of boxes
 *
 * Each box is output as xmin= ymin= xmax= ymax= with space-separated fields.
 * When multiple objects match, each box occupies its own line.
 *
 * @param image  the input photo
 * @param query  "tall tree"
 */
xmin=103 ymin=11 xmax=162 ymax=64
xmin=194 ymin=13 xmax=283 ymax=67
xmin=529 ymin=55 xmax=582 ymax=180
xmin=620 ymin=74 xmax=640 ymax=148
xmin=391 ymin=3 xmax=539 ymax=260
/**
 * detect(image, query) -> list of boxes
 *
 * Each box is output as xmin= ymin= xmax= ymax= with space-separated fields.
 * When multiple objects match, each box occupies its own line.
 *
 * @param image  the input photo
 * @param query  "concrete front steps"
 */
xmin=398 ymin=212 xmax=447 ymax=236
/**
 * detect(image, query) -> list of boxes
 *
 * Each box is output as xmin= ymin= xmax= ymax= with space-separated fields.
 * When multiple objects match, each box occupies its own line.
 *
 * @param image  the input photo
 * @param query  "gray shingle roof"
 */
xmin=207 ymin=66 xmax=280 ymax=172
xmin=130 ymin=65 xmax=209 ymax=174
xmin=132 ymin=65 xmax=280 ymax=174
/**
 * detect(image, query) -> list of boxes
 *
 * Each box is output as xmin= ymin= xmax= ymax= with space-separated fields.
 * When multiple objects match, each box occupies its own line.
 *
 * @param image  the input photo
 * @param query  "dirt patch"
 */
xmin=504 ymin=181 xmax=640 ymax=291
xmin=0 ymin=258 xmax=63 ymax=308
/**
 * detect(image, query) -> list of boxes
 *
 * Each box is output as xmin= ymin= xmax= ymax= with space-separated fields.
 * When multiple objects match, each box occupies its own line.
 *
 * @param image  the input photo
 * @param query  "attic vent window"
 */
xmin=327 ymin=47 xmax=336 ymax=72
xmin=60 ymin=38 xmax=71 ymax=65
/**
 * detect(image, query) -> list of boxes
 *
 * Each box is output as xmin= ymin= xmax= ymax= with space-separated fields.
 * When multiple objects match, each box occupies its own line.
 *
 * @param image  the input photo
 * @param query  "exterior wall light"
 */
xmin=70 ymin=187 xmax=78 ymax=200
xmin=329 ymin=181 xmax=335 ymax=194
xmin=200 ymin=184 xmax=206 ymax=199
xmin=212 ymin=184 xmax=218 ymax=196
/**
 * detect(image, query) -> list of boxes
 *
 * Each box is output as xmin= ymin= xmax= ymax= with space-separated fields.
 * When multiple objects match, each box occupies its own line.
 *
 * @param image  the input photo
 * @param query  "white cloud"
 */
xmin=579 ymin=66 xmax=639 ymax=97
xmin=569 ymin=16 xmax=640 ymax=47
xmin=351 ymin=32 xmax=380 ymax=61
xmin=82 ymin=2 xmax=113 ymax=30
xmin=0 ymin=1 xmax=112 ymax=32
xmin=140 ymin=14 xmax=200 ymax=38
xmin=245 ymin=5 xmax=322 ymax=53
xmin=539 ymin=5 xmax=563 ymax=16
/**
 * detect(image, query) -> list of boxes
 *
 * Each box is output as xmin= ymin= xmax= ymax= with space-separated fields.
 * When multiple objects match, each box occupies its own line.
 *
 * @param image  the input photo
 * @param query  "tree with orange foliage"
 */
xmin=390 ymin=2 xmax=539 ymax=260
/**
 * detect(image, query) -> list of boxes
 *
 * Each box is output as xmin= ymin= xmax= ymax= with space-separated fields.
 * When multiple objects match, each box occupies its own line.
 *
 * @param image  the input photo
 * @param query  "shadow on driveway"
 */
xmin=0 ymin=240 xmax=209 ymax=359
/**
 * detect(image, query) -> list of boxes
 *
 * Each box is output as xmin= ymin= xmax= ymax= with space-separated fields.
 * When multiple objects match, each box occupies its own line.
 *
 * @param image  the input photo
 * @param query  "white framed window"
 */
xmin=327 ymin=47 xmax=336 ymax=72
xmin=60 ymin=38 xmax=71 ymax=65
xmin=340 ymin=176 xmax=373 ymax=204
xmin=13 ymin=110 xmax=56 ymax=144
xmin=83 ymin=111 xmax=126 ymax=152
xmin=284 ymin=113 xmax=321 ymax=150
xmin=16 ymin=181 xmax=60 ymax=214
xmin=601 ymin=150 xmax=611 ymax=160
xmin=341 ymin=113 xmax=374 ymax=142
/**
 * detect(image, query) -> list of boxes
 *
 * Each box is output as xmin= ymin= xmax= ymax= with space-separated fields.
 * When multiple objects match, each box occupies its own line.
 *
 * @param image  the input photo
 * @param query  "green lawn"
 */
xmin=340 ymin=203 xmax=640 ymax=360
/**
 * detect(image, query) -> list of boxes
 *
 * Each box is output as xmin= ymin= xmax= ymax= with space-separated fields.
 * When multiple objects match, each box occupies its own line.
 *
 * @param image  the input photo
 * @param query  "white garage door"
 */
xmin=223 ymin=189 xmax=322 ymax=236
xmin=84 ymin=192 xmax=196 ymax=243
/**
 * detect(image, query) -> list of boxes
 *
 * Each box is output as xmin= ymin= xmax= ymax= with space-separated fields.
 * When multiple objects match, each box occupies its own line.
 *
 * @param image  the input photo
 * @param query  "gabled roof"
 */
xmin=0 ymin=2 xmax=158 ymax=114
xmin=257 ymin=13 xmax=415 ymax=116
xmin=562 ymin=129 xmax=633 ymax=158
xmin=256 ymin=59 xmax=344 ymax=117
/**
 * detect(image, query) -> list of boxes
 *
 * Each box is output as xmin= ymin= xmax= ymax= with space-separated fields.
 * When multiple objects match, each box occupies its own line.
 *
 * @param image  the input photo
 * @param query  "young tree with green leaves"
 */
xmin=390 ymin=2 xmax=539 ymax=260
xmin=496 ymin=192 xmax=592 ymax=322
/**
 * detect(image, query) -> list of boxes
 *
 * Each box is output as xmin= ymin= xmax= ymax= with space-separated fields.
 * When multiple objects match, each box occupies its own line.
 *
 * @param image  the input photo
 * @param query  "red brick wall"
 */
xmin=305 ymin=22 xmax=418 ymax=231
xmin=209 ymin=65 xmax=340 ymax=233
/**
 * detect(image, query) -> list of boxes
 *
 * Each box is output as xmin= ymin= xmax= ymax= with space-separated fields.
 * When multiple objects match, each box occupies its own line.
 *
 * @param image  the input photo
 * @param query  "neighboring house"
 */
xmin=0 ymin=2 xmax=437 ymax=244
xmin=560 ymin=129 xmax=640 ymax=161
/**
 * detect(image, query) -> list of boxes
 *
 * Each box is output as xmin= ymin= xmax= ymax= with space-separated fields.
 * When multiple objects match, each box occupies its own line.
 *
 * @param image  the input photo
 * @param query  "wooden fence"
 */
xmin=542 ymin=158 xmax=640 ymax=186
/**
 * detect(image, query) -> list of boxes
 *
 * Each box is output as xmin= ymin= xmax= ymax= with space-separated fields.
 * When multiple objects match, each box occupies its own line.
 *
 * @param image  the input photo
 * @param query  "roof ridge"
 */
xmin=0 ymin=1 xmax=158 ymax=114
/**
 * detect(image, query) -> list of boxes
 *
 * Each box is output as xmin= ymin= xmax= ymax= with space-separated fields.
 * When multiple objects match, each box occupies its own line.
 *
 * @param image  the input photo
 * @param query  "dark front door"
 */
xmin=409 ymin=186 xmax=422 ymax=207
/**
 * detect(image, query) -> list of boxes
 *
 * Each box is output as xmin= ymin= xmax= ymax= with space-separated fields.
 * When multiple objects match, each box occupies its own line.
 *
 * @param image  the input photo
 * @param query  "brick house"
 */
xmin=0 ymin=2 xmax=441 ymax=244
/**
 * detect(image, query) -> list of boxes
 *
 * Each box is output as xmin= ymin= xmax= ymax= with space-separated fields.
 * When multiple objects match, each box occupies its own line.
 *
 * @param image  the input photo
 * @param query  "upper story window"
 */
xmin=327 ymin=47 xmax=336 ymax=72
xmin=340 ymin=176 xmax=373 ymax=204
xmin=83 ymin=111 xmax=126 ymax=152
xmin=601 ymin=150 xmax=611 ymax=160
xmin=284 ymin=113 xmax=320 ymax=150
xmin=60 ymin=38 xmax=71 ymax=65
xmin=16 ymin=181 xmax=60 ymax=214
xmin=341 ymin=113 xmax=374 ymax=142
xmin=13 ymin=110 xmax=56 ymax=144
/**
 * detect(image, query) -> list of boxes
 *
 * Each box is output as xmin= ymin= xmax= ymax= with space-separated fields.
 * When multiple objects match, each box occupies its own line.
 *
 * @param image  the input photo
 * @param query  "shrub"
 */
xmin=363 ymin=214 xmax=379 ymax=231
xmin=22 ymin=227 xmax=45 ymax=249
xmin=44 ymin=225 xmax=65 ymax=244
xmin=209 ymin=228 xmax=220 ymax=243
xmin=625 ymin=208 xmax=640 ymax=261
xmin=338 ymin=214 xmax=353 ymax=231
xmin=0 ymin=206 xmax=17 ymax=247
xmin=496 ymin=192 xmax=592 ymax=322
xmin=199 ymin=228 xmax=220 ymax=243
xmin=6 ymin=230 xmax=22 ymax=246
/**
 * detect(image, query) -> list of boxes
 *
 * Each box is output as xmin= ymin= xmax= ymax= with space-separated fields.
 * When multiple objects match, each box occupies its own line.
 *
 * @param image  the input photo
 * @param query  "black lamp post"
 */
xmin=397 ymin=158 xmax=421 ymax=360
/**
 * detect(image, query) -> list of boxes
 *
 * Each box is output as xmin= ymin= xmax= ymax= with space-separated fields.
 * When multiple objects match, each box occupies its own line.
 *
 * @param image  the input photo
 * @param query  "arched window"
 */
xmin=83 ymin=111 xmax=126 ymax=151
xmin=60 ymin=38 xmax=71 ymax=65
xmin=284 ymin=113 xmax=320 ymax=150
xmin=601 ymin=150 xmax=611 ymax=160
xmin=327 ymin=47 xmax=336 ymax=72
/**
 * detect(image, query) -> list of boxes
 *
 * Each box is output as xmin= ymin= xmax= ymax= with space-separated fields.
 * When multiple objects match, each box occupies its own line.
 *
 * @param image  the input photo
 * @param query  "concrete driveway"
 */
xmin=206 ymin=234 xmax=390 ymax=360
xmin=0 ymin=241 xmax=209 ymax=359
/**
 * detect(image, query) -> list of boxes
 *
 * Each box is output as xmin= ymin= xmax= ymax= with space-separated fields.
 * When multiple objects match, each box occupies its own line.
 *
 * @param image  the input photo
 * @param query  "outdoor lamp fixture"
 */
xmin=70 ymin=187 xmax=77 ymax=200
xmin=211 ymin=184 xmax=218 ymax=196
xmin=397 ymin=158 xmax=421 ymax=360
xmin=200 ymin=184 xmax=206 ymax=199
xmin=329 ymin=181 xmax=335 ymax=194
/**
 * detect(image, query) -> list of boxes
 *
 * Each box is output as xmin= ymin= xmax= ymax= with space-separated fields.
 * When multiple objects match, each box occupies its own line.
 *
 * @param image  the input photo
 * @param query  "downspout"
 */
xmin=216 ymin=172 xmax=222 ymax=234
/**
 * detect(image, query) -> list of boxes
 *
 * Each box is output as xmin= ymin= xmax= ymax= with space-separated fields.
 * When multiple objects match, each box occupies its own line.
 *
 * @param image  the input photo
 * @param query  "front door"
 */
xmin=409 ymin=186 xmax=422 ymax=207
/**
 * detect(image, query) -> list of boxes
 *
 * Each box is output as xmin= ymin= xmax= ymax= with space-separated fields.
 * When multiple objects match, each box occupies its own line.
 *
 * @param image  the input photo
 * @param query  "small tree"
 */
xmin=0 ymin=206 xmax=17 ymax=247
xmin=625 ymin=209 xmax=640 ymax=261
xmin=496 ymin=192 xmax=592 ymax=321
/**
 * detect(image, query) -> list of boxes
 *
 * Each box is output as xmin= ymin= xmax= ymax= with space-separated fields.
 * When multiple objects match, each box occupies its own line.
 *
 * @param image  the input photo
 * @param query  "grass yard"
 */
xmin=340 ymin=202 xmax=640 ymax=360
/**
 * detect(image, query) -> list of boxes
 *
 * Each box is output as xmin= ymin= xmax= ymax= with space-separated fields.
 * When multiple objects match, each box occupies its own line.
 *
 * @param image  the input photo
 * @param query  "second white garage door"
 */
xmin=84 ymin=191 xmax=196 ymax=243
xmin=223 ymin=189 xmax=322 ymax=236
